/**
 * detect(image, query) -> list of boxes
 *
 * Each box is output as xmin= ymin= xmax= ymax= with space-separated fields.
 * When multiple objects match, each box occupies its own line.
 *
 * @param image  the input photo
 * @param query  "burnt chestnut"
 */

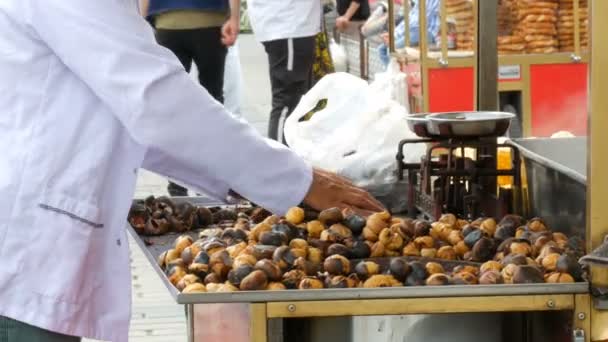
xmin=501 ymin=253 xmax=528 ymax=267
xmin=128 ymin=204 xmax=148 ymax=234
xmin=363 ymin=275 xmax=402 ymax=288
xmin=498 ymin=215 xmax=524 ymax=230
xmin=464 ymin=228 xmax=484 ymax=249
xmin=426 ymin=273 xmax=450 ymax=286
xmin=462 ymin=224 xmax=477 ymax=237
xmin=282 ymin=270 xmax=307 ymax=289
xmin=309 ymin=239 xmax=332 ymax=255
xmin=405 ymin=261 xmax=428 ymax=287
xmin=266 ymin=282 xmax=287 ymax=290
xmin=189 ymin=262 xmax=210 ymax=280
xmin=259 ymin=231 xmax=288 ymax=246
xmin=318 ymin=208 xmax=344 ymax=226
xmin=191 ymin=250 xmax=210 ymax=265
xmin=480 ymin=260 xmax=503 ymax=273
xmin=285 ymin=207 xmax=305 ymax=225
xmin=327 ymin=243 xmax=352 ymax=258
xmin=344 ymin=214 xmax=367 ymax=235
xmin=546 ymin=272 xmax=575 ymax=283
xmin=425 ymin=262 xmax=444 ymax=275
xmin=221 ymin=228 xmax=248 ymax=243
xmin=497 ymin=237 xmax=515 ymax=253
xmin=273 ymin=246 xmax=296 ymax=271
xmin=182 ymin=283 xmax=207 ymax=293
xmin=413 ymin=220 xmax=432 ymax=237
xmin=212 ymin=209 xmax=238 ymax=224
xmin=227 ymin=265 xmax=254 ymax=287
xmin=389 ymin=258 xmax=411 ymax=282
xmin=479 ymin=270 xmax=504 ymax=285
xmin=196 ymin=207 xmax=214 ymax=228
xmin=470 ymin=237 xmax=496 ymax=262
xmin=306 ymin=220 xmax=325 ymax=239
xmin=556 ymin=254 xmax=583 ymax=281
xmin=299 ymin=277 xmax=324 ymax=290
xmin=494 ymin=225 xmax=517 ymax=241
xmin=250 ymin=207 xmax=272 ymax=224
xmin=355 ymin=261 xmax=381 ymax=280
xmin=352 ymin=240 xmax=371 ymax=259
xmin=240 ymin=270 xmax=268 ymax=291
xmin=204 ymin=272 xmax=223 ymax=285
xmin=512 ymin=265 xmax=544 ymax=284
xmin=323 ymin=255 xmax=350 ymax=275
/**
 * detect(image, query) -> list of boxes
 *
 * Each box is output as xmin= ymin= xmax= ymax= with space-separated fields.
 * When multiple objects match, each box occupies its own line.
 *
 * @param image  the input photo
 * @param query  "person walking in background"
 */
xmin=336 ymin=0 xmax=371 ymax=31
xmin=141 ymin=0 xmax=240 ymax=196
xmin=247 ymin=0 xmax=321 ymax=143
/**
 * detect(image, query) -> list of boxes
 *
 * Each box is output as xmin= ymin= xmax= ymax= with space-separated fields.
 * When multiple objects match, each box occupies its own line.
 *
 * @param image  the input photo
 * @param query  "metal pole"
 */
xmin=476 ymin=0 xmax=498 ymax=111
xmin=388 ymin=0 xmax=395 ymax=52
xmin=588 ymin=0 xmax=608 ymax=340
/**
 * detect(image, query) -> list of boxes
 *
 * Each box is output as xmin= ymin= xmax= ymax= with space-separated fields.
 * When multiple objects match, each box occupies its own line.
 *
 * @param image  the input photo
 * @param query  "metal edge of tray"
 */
xmin=507 ymin=138 xmax=587 ymax=185
xmin=128 ymin=226 xmax=589 ymax=305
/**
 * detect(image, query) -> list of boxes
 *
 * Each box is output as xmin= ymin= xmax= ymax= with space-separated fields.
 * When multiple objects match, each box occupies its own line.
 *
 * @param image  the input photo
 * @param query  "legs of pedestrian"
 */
xmin=0 ymin=316 xmax=81 ymax=342
xmin=263 ymin=36 xmax=316 ymax=143
xmin=190 ymin=27 xmax=228 ymax=103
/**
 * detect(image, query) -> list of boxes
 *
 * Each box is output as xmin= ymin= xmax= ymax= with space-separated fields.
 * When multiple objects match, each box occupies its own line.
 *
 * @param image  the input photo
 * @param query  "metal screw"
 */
xmin=571 ymin=54 xmax=582 ymax=63
xmin=578 ymin=312 xmax=586 ymax=320
xmin=439 ymin=58 xmax=448 ymax=67
xmin=547 ymin=300 xmax=555 ymax=308
xmin=287 ymin=304 xmax=296 ymax=312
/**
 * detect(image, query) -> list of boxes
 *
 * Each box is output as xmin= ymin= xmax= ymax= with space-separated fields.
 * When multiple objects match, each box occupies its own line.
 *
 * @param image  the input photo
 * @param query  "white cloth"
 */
xmin=247 ymin=0 xmax=322 ymax=42
xmin=0 ymin=1 xmax=312 ymax=341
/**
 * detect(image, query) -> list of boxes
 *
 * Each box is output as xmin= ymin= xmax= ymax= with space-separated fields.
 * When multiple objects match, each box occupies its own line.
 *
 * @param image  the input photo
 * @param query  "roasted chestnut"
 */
xmin=402 ymin=242 xmax=420 ymax=256
xmin=414 ymin=236 xmax=434 ymax=249
xmin=454 ymin=241 xmax=470 ymax=258
xmin=426 ymin=273 xmax=450 ymax=286
xmin=355 ymin=261 xmax=381 ymax=280
xmin=307 ymin=247 xmax=324 ymax=265
xmin=188 ymin=253 xmax=210 ymax=279
xmin=226 ymin=241 xmax=247 ymax=259
xmin=174 ymin=235 xmax=194 ymax=254
xmin=343 ymin=214 xmax=367 ymax=235
xmin=233 ymin=254 xmax=257 ymax=269
xmin=370 ymin=241 xmax=386 ymax=257
xmin=413 ymin=220 xmax=432 ymax=237
xmin=273 ymin=246 xmax=296 ymax=271
xmin=453 ymin=265 xmax=479 ymax=276
xmin=470 ymin=237 xmax=496 ymax=262
xmin=306 ymin=220 xmax=325 ymax=239
xmin=541 ymin=253 xmax=560 ymax=272
xmin=447 ymin=230 xmax=464 ymax=246
xmin=285 ymin=207 xmax=305 ymax=225
xmin=199 ymin=228 xmax=223 ymax=240
xmin=167 ymin=266 xmax=187 ymax=286
xmin=259 ymin=231 xmax=288 ymax=247
xmin=512 ymin=265 xmax=544 ymax=284
xmin=352 ymin=240 xmax=371 ymax=259
xmin=209 ymin=250 xmax=232 ymax=278
xmin=480 ymin=218 xmax=497 ymax=237
xmin=480 ymin=260 xmax=502 ymax=273
xmin=498 ymin=215 xmax=524 ymax=231
xmin=273 ymin=222 xmax=299 ymax=241
xmin=420 ymin=248 xmax=437 ymax=258
xmin=212 ymin=209 xmax=238 ymax=224
xmin=479 ymin=270 xmax=504 ymax=285
xmin=509 ymin=239 xmax=533 ymax=256
xmin=502 ymin=253 xmax=528 ymax=267
xmin=227 ymin=265 xmax=254 ymax=287
xmin=329 ymin=223 xmax=353 ymax=240
xmin=462 ymin=224 xmax=477 ymax=237
xmin=254 ymin=259 xmax=283 ymax=281
xmin=327 ymin=243 xmax=352 ymax=258
xmin=362 ymin=227 xmax=379 ymax=242
xmin=437 ymin=246 xmax=457 ymax=260
xmin=379 ymin=228 xmax=404 ymax=251
xmin=267 ymin=282 xmax=287 ymax=290
xmin=363 ymin=275 xmax=402 ymax=288
xmin=299 ymin=277 xmax=324 ymax=289
xmin=323 ymin=254 xmax=350 ymax=275
xmin=293 ymin=257 xmax=318 ymax=275
xmin=221 ymin=228 xmax=248 ymax=243
xmin=282 ymin=270 xmax=306 ymax=289
xmin=250 ymin=207 xmax=272 ymax=224
xmin=494 ymin=225 xmax=516 ymax=241
xmin=320 ymin=229 xmax=341 ymax=243
xmin=501 ymin=263 xmax=517 ymax=284
xmin=289 ymin=238 xmax=309 ymax=250
xmin=438 ymin=213 xmax=457 ymax=227
xmin=326 ymin=274 xmax=359 ymax=288
xmin=182 ymin=283 xmax=207 ymax=293
xmin=240 ymin=270 xmax=268 ymax=291
xmin=452 ymin=272 xmax=478 ymax=285
xmin=405 ymin=261 xmax=428 ymax=286
xmin=556 ymin=254 xmax=583 ymax=281
xmin=196 ymin=207 xmax=214 ymax=228
xmin=425 ymin=262 xmax=444 ymax=275
xmin=176 ymin=274 xmax=201 ymax=291
xmin=546 ymin=272 xmax=575 ymax=283
xmin=128 ymin=203 xmax=148 ymax=234
xmin=204 ymin=272 xmax=223 ymax=285
xmin=250 ymin=222 xmax=272 ymax=242
xmin=527 ymin=218 xmax=547 ymax=232
xmin=318 ymin=208 xmax=344 ymax=226
xmin=389 ymin=258 xmax=411 ymax=282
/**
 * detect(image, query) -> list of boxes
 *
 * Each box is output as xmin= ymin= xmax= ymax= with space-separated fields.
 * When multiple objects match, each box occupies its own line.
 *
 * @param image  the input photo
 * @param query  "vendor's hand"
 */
xmin=221 ymin=17 xmax=239 ymax=46
xmin=303 ymin=168 xmax=386 ymax=216
xmin=336 ymin=16 xmax=349 ymax=31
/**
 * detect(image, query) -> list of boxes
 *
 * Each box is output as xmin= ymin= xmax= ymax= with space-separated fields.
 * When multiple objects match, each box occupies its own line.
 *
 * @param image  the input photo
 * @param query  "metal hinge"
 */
xmin=572 ymin=329 xmax=585 ymax=342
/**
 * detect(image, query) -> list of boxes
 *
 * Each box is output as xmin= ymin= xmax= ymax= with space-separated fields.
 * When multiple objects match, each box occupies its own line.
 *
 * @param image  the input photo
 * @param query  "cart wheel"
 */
xmin=503 ymin=104 xmax=522 ymax=138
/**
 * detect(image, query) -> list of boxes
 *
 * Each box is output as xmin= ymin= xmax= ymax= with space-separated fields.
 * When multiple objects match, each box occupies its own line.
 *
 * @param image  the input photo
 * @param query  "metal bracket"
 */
xmin=570 ymin=54 xmax=582 ymax=63
xmin=591 ymin=287 xmax=608 ymax=310
xmin=572 ymin=329 xmax=585 ymax=342
xmin=438 ymin=58 xmax=448 ymax=67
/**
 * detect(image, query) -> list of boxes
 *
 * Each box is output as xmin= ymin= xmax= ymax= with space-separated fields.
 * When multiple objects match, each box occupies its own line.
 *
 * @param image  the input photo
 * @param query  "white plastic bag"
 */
xmin=329 ymin=39 xmax=348 ymax=73
xmin=284 ymin=72 xmax=424 ymax=187
xmin=371 ymin=58 xmax=409 ymax=111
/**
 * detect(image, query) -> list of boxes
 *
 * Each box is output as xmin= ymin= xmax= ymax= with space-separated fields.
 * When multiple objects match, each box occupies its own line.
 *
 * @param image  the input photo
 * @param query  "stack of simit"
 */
xmin=557 ymin=0 xmax=588 ymax=52
xmin=446 ymin=0 xmax=475 ymax=51
xmin=498 ymin=0 xmax=525 ymax=55
xmin=516 ymin=0 xmax=559 ymax=54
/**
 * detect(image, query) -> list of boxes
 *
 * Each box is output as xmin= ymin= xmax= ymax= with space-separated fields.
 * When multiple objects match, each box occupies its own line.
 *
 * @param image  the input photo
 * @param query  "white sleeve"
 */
xmin=24 ymin=0 xmax=312 ymax=214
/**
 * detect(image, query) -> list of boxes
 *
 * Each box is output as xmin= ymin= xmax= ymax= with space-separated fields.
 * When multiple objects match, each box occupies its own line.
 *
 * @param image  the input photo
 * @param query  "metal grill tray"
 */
xmin=129 ymin=197 xmax=589 ymax=305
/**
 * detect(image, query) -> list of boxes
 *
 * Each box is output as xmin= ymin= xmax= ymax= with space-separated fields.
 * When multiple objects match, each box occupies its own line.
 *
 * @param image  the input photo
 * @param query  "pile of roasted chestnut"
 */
xmin=143 ymin=203 xmax=585 ymax=294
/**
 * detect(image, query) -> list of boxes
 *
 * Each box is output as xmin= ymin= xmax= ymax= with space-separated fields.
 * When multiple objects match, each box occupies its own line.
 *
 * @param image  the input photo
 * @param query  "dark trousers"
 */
xmin=155 ymin=27 xmax=228 ymax=196
xmin=263 ymin=36 xmax=316 ymax=143
xmin=0 ymin=316 xmax=80 ymax=342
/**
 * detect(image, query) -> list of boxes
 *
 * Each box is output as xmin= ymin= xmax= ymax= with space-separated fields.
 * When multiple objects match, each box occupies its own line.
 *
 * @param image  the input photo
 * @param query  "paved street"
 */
xmin=85 ymin=33 xmax=271 ymax=342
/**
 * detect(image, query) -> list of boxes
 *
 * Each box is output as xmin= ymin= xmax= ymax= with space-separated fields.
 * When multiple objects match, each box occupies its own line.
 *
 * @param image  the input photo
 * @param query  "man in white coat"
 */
xmin=0 ymin=1 xmax=383 ymax=341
